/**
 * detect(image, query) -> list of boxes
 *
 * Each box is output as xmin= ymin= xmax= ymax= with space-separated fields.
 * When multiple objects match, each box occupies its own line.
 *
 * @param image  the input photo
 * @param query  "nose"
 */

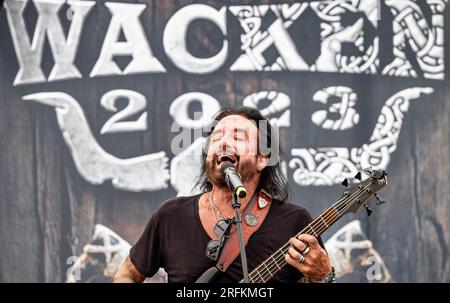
xmin=218 ymin=133 xmax=235 ymax=155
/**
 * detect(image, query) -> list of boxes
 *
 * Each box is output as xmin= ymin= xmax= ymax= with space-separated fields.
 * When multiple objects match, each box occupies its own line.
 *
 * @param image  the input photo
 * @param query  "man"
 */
xmin=114 ymin=107 xmax=333 ymax=283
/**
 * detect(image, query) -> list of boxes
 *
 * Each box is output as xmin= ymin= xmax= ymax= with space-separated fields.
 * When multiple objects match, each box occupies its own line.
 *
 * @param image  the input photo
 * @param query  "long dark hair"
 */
xmin=194 ymin=106 xmax=289 ymax=203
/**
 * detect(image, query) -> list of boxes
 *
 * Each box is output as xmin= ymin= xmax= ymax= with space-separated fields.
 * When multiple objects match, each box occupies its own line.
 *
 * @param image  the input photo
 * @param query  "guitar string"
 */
xmin=249 ymin=209 xmax=339 ymax=282
xmin=246 ymin=181 xmax=376 ymax=283
xmin=247 ymin=193 xmax=355 ymax=282
xmin=247 ymin=189 xmax=363 ymax=282
xmin=249 ymin=183 xmax=372 ymax=283
xmin=248 ymin=182 xmax=374 ymax=283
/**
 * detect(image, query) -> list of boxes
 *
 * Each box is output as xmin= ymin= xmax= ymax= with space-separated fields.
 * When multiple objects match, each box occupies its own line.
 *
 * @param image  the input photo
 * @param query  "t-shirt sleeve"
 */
xmin=129 ymin=213 xmax=163 ymax=278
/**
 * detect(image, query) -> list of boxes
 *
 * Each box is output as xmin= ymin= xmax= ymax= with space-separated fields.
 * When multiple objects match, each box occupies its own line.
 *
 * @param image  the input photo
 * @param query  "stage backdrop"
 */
xmin=0 ymin=0 xmax=449 ymax=282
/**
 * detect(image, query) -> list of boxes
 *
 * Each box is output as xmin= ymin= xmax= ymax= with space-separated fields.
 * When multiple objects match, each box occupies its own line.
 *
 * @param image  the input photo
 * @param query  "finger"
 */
xmin=289 ymin=237 xmax=308 ymax=252
xmin=285 ymin=254 xmax=298 ymax=268
xmin=285 ymin=253 xmax=308 ymax=269
xmin=297 ymin=234 xmax=319 ymax=247
xmin=285 ymin=254 xmax=312 ymax=276
xmin=288 ymin=247 xmax=313 ymax=269
xmin=288 ymin=247 xmax=303 ymax=261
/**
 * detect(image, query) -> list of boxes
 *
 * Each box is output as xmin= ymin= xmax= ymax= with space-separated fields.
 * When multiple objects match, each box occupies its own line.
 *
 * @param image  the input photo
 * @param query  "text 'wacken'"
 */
xmin=2 ymin=0 xmax=446 ymax=192
xmin=4 ymin=0 xmax=447 ymax=85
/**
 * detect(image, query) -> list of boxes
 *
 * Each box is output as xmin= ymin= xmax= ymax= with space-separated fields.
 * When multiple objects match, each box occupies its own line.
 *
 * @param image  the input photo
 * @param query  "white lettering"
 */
xmin=163 ymin=4 xmax=228 ymax=74
xmin=90 ymin=2 xmax=166 ymax=77
xmin=4 ymin=0 xmax=94 ymax=85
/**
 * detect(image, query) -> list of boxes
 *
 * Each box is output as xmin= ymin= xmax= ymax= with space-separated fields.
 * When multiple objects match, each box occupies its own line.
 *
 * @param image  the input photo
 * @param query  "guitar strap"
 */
xmin=216 ymin=189 xmax=272 ymax=272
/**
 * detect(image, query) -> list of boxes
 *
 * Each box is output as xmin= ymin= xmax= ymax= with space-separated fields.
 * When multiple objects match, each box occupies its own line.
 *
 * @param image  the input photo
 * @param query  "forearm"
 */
xmin=113 ymin=256 xmax=145 ymax=283
xmin=113 ymin=273 xmax=141 ymax=283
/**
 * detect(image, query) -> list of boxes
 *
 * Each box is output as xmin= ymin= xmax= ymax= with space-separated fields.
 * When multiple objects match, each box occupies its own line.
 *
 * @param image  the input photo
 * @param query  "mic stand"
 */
xmin=231 ymin=193 xmax=249 ymax=283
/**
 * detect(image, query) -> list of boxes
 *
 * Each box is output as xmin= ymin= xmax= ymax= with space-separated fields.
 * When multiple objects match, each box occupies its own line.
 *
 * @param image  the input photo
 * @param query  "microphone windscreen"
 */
xmin=219 ymin=161 xmax=234 ymax=176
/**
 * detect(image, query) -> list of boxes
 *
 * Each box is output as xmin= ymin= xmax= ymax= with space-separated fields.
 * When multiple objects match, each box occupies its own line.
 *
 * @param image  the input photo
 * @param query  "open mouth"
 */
xmin=217 ymin=154 xmax=238 ymax=165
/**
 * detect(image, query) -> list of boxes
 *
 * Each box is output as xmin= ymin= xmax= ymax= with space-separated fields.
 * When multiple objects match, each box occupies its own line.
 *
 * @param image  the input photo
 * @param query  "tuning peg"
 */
xmin=354 ymin=172 xmax=362 ymax=181
xmin=364 ymin=166 xmax=376 ymax=177
xmin=364 ymin=204 xmax=373 ymax=216
xmin=341 ymin=178 xmax=349 ymax=188
xmin=374 ymin=193 xmax=386 ymax=205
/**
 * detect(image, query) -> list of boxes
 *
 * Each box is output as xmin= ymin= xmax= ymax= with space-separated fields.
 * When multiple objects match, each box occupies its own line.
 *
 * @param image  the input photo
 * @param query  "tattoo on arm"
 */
xmin=113 ymin=256 xmax=146 ymax=283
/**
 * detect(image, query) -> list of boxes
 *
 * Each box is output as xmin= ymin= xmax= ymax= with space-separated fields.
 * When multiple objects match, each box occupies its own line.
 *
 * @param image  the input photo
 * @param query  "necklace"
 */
xmin=209 ymin=193 xmax=226 ymax=222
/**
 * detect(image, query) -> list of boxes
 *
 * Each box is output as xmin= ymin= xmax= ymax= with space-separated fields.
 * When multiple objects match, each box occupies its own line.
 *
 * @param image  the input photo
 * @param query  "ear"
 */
xmin=256 ymin=155 xmax=269 ymax=173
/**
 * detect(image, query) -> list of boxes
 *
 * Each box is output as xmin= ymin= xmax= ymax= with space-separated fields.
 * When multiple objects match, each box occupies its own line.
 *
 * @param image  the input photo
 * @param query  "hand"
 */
xmin=285 ymin=234 xmax=332 ymax=282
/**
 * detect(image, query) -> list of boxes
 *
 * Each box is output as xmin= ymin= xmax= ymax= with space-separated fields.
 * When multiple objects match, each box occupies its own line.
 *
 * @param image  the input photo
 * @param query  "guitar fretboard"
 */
xmin=229 ymin=171 xmax=387 ymax=283
xmin=244 ymin=206 xmax=340 ymax=283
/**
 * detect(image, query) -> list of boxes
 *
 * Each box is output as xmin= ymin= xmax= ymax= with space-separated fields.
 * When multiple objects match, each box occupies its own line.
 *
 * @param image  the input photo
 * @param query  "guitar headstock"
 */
xmin=336 ymin=168 xmax=388 ymax=216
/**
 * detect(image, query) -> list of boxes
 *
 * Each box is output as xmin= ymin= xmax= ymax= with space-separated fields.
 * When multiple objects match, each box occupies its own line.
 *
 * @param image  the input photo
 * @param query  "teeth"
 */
xmin=218 ymin=155 xmax=236 ymax=164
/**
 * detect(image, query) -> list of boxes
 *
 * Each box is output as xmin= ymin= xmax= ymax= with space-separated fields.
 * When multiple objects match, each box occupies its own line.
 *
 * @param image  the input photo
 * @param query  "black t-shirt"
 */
xmin=130 ymin=194 xmax=322 ymax=283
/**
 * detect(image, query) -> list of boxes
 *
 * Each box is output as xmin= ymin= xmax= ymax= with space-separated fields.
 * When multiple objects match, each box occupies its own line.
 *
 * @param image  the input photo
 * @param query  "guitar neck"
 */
xmin=234 ymin=169 xmax=388 ymax=283
xmin=243 ymin=205 xmax=342 ymax=283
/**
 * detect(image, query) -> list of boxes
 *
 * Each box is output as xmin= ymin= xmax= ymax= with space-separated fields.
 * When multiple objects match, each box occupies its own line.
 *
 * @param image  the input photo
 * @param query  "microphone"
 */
xmin=220 ymin=161 xmax=247 ymax=198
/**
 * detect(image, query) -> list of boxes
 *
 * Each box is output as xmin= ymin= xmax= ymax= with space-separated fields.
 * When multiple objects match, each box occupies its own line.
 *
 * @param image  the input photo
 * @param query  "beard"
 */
xmin=205 ymin=155 xmax=258 ymax=189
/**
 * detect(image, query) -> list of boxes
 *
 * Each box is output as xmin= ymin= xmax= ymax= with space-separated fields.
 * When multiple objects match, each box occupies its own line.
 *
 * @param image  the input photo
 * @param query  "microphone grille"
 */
xmin=219 ymin=161 xmax=234 ymax=176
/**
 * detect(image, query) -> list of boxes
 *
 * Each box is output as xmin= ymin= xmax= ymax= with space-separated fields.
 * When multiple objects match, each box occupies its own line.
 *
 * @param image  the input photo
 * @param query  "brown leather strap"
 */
xmin=216 ymin=190 xmax=272 ymax=272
